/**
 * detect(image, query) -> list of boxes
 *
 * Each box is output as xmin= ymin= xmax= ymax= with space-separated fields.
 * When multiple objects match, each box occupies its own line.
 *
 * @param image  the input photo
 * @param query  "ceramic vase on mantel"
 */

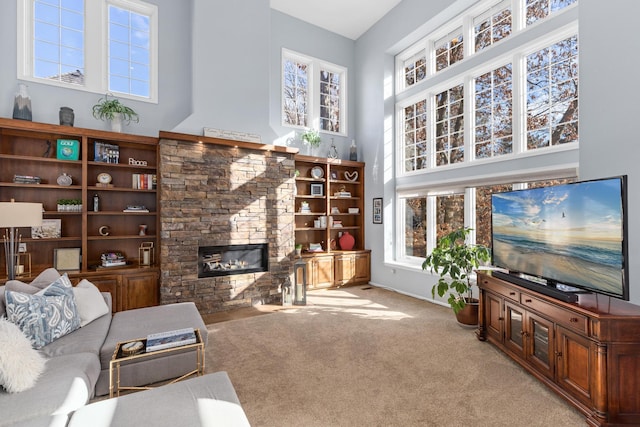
xmin=339 ymin=231 xmax=355 ymax=251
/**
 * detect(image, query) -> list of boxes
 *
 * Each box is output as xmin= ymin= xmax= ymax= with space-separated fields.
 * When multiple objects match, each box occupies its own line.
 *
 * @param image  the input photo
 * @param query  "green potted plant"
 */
xmin=422 ymin=227 xmax=490 ymax=325
xmin=92 ymin=94 xmax=139 ymax=132
xmin=301 ymin=128 xmax=321 ymax=154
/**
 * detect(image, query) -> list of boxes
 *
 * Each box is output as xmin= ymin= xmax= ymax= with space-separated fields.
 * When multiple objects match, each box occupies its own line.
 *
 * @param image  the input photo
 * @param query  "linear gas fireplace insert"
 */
xmin=198 ymin=243 xmax=269 ymax=278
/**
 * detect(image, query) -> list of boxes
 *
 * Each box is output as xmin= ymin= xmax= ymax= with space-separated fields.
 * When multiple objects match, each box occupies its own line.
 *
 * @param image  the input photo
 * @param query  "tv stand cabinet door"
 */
xmin=556 ymin=325 xmax=596 ymax=409
xmin=483 ymin=291 xmax=504 ymax=344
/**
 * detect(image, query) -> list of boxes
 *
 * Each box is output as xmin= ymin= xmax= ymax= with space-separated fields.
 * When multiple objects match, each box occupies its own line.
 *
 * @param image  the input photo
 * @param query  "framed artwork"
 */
xmin=330 ymin=171 xmax=338 ymax=180
xmin=373 ymin=198 xmax=383 ymax=224
xmin=54 ymin=248 xmax=81 ymax=271
xmin=32 ymin=219 xmax=62 ymax=239
xmin=310 ymin=183 xmax=323 ymax=196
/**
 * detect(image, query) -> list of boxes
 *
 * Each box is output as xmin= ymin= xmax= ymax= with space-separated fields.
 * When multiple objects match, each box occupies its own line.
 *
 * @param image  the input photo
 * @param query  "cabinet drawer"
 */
xmin=480 ymin=277 xmax=520 ymax=302
xmin=520 ymin=294 xmax=588 ymax=334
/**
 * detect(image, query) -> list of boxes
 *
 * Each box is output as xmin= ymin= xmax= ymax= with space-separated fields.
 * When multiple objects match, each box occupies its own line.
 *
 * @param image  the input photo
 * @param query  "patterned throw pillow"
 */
xmin=5 ymin=274 xmax=81 ymax=349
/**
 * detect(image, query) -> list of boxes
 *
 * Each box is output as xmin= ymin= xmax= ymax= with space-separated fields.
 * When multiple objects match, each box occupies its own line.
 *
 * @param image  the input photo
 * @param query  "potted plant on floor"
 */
xmin=422 ymin=227 xmax=490 ymax=326
xmin=92 ymin=93 xmax=139 ymax=132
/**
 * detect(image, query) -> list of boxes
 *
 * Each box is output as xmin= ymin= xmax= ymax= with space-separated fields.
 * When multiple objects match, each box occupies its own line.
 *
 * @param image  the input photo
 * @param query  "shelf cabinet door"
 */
xmin=310 ymin=256 xmax=334 ymax=289
xmin=505 ymin=301 xmax=525 ymax=356
xmin=121 ymin=270 xmax=159 ymax=310
xmin=89 ymin=274 xmax=121 ymax=313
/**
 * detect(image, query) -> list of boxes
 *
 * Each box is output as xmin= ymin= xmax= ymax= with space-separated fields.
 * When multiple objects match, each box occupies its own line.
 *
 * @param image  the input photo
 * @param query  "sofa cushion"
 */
xmin=0 ymin=318 xmax=46 ymax=393
xmin=0 ymin=352 xmax=99 ymax=427
xmin=5 ymin=268 xmax=61 ymax=291
xmin=5 ymin=274 xmax=81 ymax=349
xmin=0 ymin=285 xmax=5 ymax=318
xmin=68 ymin=372 xmax=250 ymax=427
xmin=72 ymin=280 xmax=110 ymax=327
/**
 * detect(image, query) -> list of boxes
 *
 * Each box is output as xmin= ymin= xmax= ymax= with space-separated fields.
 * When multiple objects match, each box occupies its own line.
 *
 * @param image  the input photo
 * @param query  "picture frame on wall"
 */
xmin=373 ymin=198 xmax=383 ymax=224
xmin=54 ymin=248 xmax=81 ymax=271
xmin=310 ymin=183 xmax=323 ymax=196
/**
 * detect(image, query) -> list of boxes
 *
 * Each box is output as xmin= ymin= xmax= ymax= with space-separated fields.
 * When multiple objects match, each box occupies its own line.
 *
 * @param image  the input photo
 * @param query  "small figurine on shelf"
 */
xmin=349 ymin=139 xmax=358 ymax=161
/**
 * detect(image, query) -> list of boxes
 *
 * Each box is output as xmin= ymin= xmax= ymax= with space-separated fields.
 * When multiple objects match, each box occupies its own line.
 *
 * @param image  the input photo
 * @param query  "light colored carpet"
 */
xmin=206 ymin=286 xmax=585 ymax=427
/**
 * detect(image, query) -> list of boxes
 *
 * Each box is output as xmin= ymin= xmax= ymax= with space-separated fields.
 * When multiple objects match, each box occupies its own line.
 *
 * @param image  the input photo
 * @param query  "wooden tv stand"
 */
xmin=477 ymin=271 xmax=640 ymax=426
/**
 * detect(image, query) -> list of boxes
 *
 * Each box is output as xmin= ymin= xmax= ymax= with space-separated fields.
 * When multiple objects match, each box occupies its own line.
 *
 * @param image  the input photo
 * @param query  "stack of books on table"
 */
xmin=101 ymin=252 xmax=126 ymax=267
xmin=146 ymin=328 xmax=197 ymax=352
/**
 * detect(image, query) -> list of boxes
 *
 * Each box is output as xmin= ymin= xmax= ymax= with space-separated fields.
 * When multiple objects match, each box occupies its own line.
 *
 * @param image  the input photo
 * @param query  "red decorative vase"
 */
xmin=339 ymin=232 xmax=355 ymax=250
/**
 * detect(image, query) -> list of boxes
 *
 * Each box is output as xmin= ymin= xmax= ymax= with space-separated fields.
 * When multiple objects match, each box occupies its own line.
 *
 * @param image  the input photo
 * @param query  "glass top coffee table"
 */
xmin=109 ymin=328 xmax=205 ymax=398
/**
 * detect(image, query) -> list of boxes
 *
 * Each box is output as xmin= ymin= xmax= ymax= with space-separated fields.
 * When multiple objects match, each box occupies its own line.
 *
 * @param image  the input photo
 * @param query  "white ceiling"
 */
xmin=270 ymin=0 xmax=403 ymax=40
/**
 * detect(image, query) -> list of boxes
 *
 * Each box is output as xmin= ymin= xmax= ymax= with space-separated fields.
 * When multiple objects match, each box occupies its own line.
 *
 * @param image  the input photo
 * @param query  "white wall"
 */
xmin=578 ymin=0 xmax=640 ymax=305
xmin=0 ymin=0 xmax=192 ymax=137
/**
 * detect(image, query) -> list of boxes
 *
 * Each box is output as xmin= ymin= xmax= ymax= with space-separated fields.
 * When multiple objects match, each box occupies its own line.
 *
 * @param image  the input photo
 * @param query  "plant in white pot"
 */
xmin=422 ymin=227 xmax=491 ymax=326
xmin=301 ymin=128 xmax=321 ymax=155
xmin=92 ymin=94 xmax=139 ymax=132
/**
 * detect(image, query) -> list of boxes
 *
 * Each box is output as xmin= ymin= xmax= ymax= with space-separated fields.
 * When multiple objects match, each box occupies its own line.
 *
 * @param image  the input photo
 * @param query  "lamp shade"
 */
xmin=0 ymin=202 xmax=43 ymax=227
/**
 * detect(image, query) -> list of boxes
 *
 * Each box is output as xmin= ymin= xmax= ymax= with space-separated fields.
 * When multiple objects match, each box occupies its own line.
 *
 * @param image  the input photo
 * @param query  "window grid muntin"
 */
xmin=108 ymin=4 xmax=151 ymax=98
xmin=283 ymin=58 xmax=309 ymax=128
xmin=403 ymin=98 xmax=429 ymax=172
xmin=435 ymin=84 xmax=465 ymax=167
xmin=474 ymin=63 xmax=514 ymax=159
xmin=33 ymin=0 xmax=84 ymax=84
xmin=474 ymin=2 xmax=512 ymax=52
xmin=404 ymin=52 xmax=427 ymax=88
xmin=319 ymin=69 xmax=341 ymax=133
xmin=435 ymin=29 xmax=464 ymax=72
xmin=526 ymin=35 xmax=578 ymax=150
xmin=403 ymin=196 xmax=428 ymax=258
xmin=526 ymin=0 xmax=578 ymax=26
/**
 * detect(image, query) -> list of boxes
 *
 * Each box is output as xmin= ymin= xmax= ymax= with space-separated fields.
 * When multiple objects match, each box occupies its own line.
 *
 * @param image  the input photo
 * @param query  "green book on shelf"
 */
xmin=56 ymin=139 xmax=80 ymax=161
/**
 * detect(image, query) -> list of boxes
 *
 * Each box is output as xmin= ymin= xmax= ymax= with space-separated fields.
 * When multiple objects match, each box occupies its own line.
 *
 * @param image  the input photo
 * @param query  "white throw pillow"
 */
xmin=0 ymin=318 xmax=46 ymax=393
xmin=73 ymin=280 xmax=110 ymax=327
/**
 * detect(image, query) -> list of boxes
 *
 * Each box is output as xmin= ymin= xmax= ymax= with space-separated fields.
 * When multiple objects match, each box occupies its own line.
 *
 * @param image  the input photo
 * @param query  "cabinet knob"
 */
xmin=555 ymin=351 xmax=563 ymax=358
xmin=498 ymin=317 xmax=504 ymax=321
xmin=570 ymin=317 xmax=579 ymax=323
xmin=509 ymin=292 xmax=516 ymax=296
xmin=525 ymin=299 xmax=532 ymax=303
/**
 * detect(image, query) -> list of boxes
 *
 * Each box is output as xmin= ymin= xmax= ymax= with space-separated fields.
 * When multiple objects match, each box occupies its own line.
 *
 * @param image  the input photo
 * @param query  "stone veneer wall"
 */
xmin=159 ymin=136 xmax=296 ymax=314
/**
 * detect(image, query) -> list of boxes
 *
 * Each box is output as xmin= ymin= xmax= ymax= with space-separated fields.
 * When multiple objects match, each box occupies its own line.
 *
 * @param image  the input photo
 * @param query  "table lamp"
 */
xmin=0 ymin=200 xmax=43 ymax=280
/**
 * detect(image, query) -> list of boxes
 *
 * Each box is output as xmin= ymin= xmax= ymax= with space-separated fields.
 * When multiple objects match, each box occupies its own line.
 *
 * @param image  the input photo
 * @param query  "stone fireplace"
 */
xmin=159 ymin=132 xmax=296 ymax=314
xmin=198 ymin=243 xmax=268 ymax=278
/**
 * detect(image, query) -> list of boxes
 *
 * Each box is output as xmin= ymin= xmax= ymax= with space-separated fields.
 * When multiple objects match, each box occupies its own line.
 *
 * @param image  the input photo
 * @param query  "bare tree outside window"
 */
xmin=283 ymin=59 xmax=308 ymax=127
xmin=435 ymin=84 xmax=464 ymax=166
xmin=436 ymin=194 xmax=464 ymax=242
xmin=319 ymin=70 xmax=341 ymax=133
xmin=526 ymin=35 xmax=578 ymax=149
xmin=526 ymin=0 xmax=577 ymax=26
xmin=404 ymin=52 xmax=427 ymax=87
xmin=404 ymin=197 xmax=427 ymax=258
xmin=475 ymin=64 xmax=513 ymax=159
xmin=475 ymin=3 xmax=512 ymax=52
xmin=435 ymin=30 xmax=464 ymax=72
xmin=404 ymin=99 xmax=428 ymax=172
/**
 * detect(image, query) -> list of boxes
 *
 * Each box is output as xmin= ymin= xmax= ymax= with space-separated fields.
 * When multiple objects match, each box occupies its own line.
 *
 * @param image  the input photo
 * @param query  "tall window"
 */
xmin=404 ymin=197 xmax=427 ymax=258
xmin=18 ymin=0 xmax=158 ymax=102
xmin=108 ymin=4 xmax=151 ymax=98
xmin=436 ymin=194 xmax=464 ymax=241
xmin=474 ymin=63 xmax=513 ymax=159
xmin=435 ymin=29 xmax=464 ymax=72
xmin=474 ymin=1 xmax=512 ymax=52
xmin=32 ymin=0 xmax=84 ymax=84
xmin=526 ymin=35 xmax=579 ymax=149
xmin=435 ymin=84 xmax=464 ymax=166
xmin=403 ymin=52 xmax=427 ymax=88
xmin=282 ymin=49 xmax=347 ymax=136
xmin=283 ymin=57 xmax=309 ymax=127
xmin=403 ymin=99 xmax=428 ymax=172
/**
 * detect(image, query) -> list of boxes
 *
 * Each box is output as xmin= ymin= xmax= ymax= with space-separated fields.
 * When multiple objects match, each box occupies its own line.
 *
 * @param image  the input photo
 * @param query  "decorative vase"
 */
xmin=59 ymin=107 xmax=74 ymax=126
xmin=12 ymin=84 xmax=32 ymax=121
xmin=339 ymin=231 xmax=355 ymax=251
xmin=349 ymin=139 xmax=358 ymax=161
xmin=110 ymin=113 xmax=123 ymax=132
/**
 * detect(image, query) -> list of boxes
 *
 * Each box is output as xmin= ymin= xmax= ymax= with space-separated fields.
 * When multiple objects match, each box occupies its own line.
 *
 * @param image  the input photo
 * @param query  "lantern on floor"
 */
xmin=293 ymin=258 xmax=307 ymax=305
xmin=281 ymin=278 xmax=293 ymax=306
xmin=139 ymin=242 xmax=154 ymax=266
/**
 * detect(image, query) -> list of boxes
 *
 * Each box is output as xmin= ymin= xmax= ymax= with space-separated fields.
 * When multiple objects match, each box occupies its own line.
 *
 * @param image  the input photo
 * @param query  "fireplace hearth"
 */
xmin=198 ymin=244 xmax=269 ymax=278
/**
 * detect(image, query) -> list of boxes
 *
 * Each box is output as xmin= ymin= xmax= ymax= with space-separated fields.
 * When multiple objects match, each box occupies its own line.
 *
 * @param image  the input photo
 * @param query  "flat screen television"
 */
xmin=491 ymin=176 xmax=628 ymax=300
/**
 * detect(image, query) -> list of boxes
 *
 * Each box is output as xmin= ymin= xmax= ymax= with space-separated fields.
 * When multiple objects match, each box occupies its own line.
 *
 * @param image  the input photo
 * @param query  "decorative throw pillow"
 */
xmin=5 ymin=267 xmax=61 ymax=291
xmin=72 ymin=279 xmax=110 ymax=327
xmin=0 ymin=285 xmax=5 ymax=319
xmin=5 ymin=274 xmax=81 ymax=349
xmin=0 ymin=317 xmax=46 ymax=393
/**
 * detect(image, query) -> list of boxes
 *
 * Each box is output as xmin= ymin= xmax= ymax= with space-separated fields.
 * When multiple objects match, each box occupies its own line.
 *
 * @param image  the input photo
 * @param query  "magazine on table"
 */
xmin=146 ymin=327 xmax=197 ymax=352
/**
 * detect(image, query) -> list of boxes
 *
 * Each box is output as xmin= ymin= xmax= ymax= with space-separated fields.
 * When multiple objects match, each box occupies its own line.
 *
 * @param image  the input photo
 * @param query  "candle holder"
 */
xmin=139 ymin=242 xmax=154 ymax=266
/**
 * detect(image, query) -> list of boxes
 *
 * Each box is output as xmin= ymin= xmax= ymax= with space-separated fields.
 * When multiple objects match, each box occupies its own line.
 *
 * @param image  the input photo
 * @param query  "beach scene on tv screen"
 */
xmin=492 ymin=179 xmax=624 ymax=295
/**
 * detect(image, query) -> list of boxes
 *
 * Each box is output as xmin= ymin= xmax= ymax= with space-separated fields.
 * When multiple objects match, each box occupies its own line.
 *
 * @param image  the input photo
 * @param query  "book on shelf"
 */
xmin=101 ymin=251 xmax=126 ymax=267
xmin=13 ymin=175 xmax=42 ymax=184
xmin=132 ymin=174 xmax=157 ymax=190
xmin=146 ymin=327 xmax=197 ymax=352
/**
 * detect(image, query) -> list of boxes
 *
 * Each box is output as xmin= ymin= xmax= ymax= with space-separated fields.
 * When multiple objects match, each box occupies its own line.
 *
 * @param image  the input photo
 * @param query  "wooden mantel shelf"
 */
xmin=159 ymin=130 xmax=298 ymax=154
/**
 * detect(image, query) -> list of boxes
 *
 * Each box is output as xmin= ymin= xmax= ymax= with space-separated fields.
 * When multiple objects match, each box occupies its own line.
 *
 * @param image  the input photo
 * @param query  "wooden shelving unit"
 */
xmin=294 ymin=154 xmax=370 ymax=288
xmin=0 ymin=118 xmax=159 ymax=311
